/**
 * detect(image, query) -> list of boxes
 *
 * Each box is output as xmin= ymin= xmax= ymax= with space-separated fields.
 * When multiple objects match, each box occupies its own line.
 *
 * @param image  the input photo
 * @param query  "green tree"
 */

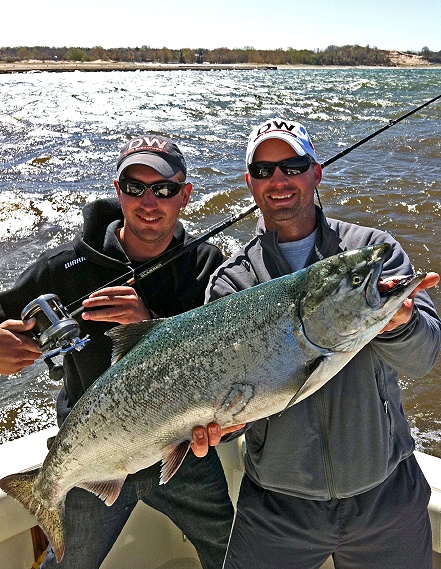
xmin=65 ymin=48 xmax=89 ymax=61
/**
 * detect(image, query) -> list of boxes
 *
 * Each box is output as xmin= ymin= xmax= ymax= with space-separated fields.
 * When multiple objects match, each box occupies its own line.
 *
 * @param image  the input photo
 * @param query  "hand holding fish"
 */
xmin=81 ymin=286 xmax=152 ymax=324
xmin=0 ymin=318 xmax=41 ymax=374
xmin=191 ymin=423 xmax=246 ymax=457
xmin=379 ymin=272 xmax=439 ymax=333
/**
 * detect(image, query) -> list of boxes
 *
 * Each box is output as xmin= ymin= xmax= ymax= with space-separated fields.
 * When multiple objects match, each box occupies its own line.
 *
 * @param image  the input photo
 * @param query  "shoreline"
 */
xmin=0 ymin=62 xmax=277 ymax=74
xmin=1 ymin=61 xmax=440 ymax=74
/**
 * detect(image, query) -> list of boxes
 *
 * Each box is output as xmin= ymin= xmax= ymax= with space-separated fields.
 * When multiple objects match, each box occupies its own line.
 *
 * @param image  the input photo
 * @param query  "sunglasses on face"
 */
xmin=118 ymin=179 xmax=185 ymax=198
xmin=248 ymin=155 xmax=314 ymax=179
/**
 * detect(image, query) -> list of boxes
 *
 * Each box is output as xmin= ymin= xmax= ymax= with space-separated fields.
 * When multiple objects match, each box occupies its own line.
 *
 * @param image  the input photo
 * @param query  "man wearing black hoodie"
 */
xmin=0 ymin=134 xmax=234 ymax=569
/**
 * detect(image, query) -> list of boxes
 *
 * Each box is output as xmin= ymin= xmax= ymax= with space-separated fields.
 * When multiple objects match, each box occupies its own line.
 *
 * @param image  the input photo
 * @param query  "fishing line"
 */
xmin=64 ymin=93 xmax=439 ymax=316
xmin=321 ymin=93 xmax=441 ymax=168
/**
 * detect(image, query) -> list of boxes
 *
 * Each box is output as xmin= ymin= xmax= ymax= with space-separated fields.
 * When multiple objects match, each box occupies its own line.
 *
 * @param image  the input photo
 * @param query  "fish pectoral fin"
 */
xmin=291 ymin=351 xmax=358 ymax=405
xmin=106 ymin=319 xmax=168 ymax=364
xmin=77 ymin=477 xmax=127 ymax=506
xmin=278 ymin=356 xmax=326 ymax=413
xmin=160 ymin=440 xmax=191 ymax=485
xmin=0 ymin=468 xmax=66 ymax=562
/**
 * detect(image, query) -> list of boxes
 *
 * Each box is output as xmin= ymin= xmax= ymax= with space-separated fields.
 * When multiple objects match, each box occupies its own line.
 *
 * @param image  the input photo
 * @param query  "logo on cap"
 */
xmin=253 ymin=120 xmax=302 ymax=141
xmin=123 ymin=136 xmax=169 ymax=159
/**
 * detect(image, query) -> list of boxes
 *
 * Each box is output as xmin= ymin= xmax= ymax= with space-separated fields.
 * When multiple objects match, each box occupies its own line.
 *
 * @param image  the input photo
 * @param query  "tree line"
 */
xmin=1 ymin=45 xmax=440 ymax=66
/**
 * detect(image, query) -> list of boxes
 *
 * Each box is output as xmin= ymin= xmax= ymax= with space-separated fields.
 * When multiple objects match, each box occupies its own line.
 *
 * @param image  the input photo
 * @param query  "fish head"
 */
xmin=297 ymin=243 xmax=425 ymax=353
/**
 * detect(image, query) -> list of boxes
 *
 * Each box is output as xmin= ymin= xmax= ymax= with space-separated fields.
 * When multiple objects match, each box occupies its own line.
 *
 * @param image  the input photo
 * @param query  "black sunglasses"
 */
xmin=118 ymin=179 xmax=185 ymax=198
xmin=248 ymin=155 xmax=314 ymax=179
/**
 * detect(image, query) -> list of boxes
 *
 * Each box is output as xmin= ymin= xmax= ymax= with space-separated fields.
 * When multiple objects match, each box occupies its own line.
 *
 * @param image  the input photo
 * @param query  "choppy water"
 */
xmin=1 ymin=67 xmax=440 ymax=455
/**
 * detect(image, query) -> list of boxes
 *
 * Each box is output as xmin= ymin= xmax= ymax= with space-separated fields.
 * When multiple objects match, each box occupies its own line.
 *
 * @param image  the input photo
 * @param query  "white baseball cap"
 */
xmin=246 ymin=118 xmax=317 ymax=165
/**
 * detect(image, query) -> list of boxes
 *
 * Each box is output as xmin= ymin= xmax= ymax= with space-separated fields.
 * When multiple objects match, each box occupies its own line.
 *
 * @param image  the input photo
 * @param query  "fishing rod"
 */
xmin=67 ymin=203 xmax=258 ymax=318
xmin=70 ymin=92 xmax=441 ymax=313
xmin=128 ymin=91 xmax=441 ymax=282
xmin=321 ymin=93 xmax=441 ymax=168
xmin=23 ymin=94 xmax=440 ymax=379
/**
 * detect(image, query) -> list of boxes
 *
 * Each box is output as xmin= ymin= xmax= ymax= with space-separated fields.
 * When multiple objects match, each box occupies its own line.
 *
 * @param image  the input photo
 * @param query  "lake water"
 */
xmin=0 ymin=67 xmax=440 ymax=455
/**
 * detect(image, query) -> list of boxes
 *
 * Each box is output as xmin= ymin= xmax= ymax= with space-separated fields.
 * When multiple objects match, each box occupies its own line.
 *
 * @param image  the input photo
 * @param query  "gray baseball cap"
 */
xmin=116 ymin=134 xmax=187 ymax=180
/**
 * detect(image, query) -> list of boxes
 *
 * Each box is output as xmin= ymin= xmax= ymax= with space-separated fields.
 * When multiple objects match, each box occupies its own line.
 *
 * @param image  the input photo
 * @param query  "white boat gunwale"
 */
xmin=0 ymin=427 xmax=440 ymax=569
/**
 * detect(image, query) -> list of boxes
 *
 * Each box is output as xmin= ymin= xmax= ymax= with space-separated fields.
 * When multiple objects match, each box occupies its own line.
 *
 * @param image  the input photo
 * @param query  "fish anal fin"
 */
xmin=0 ymin=469 xmax=66 ymax=562
xmin=160 ymin=440 xmax=191 ymax=485
xmin=105 ymin=319 xmax=167 ymax=364
xmin=77 ymin=477 xmax=126 ymax=506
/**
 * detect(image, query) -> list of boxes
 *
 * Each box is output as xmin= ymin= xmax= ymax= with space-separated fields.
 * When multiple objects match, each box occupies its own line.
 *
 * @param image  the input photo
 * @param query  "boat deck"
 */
xmin=0 ymin=428 xmax=440 ymax=569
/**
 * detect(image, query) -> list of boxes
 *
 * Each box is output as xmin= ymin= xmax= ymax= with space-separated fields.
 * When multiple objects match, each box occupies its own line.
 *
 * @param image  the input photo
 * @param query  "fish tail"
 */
xmin=0 ymin=468 xmax=65 ymax=562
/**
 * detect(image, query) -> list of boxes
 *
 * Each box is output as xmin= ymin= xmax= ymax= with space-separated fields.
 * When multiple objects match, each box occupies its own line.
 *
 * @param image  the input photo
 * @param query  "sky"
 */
xmin=2 ymin=0 xmax=440 ymax=53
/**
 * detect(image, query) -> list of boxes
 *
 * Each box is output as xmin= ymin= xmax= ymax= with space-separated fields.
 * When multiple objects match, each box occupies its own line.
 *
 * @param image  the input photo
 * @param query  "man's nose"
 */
xmin=139 ymin=187 xmax=159 ymax=205
xmin=271 ymin=165 xmax=291 ymax=183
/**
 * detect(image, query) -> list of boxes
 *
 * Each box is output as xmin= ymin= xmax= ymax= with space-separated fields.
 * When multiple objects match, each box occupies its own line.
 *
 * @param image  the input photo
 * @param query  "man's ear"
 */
xmin=180 ymin=182 xmax=193 ymax=208
xmin=245 ymin=172 xmax=253 ymax=191
xmin=314 ymin=163 xmax=323 ymax=186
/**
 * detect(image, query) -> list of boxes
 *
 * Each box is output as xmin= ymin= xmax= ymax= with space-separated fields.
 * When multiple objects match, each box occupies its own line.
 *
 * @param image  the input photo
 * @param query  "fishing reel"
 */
xmin=21 ymin=294 xmax=90 ymax=381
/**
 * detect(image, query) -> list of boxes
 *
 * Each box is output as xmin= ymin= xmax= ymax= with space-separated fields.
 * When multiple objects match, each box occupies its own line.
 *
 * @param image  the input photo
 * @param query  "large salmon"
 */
xmin=0 ymin=243 xmax=425 ymax=561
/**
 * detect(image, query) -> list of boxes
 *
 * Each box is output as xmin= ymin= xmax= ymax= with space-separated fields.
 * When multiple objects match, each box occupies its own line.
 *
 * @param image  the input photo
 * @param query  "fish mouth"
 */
xmin=362 ymin=244 xmax=424 ymax=309
xmin=378 ymin=273 xmax=425 ymax=297
xmin=368 ymin=271 xmax=425 ymax=309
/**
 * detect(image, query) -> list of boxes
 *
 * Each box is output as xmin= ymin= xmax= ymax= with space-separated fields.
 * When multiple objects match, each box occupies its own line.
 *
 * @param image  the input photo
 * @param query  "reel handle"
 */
xmin=44 ymin=356 xmax=65 ymax=382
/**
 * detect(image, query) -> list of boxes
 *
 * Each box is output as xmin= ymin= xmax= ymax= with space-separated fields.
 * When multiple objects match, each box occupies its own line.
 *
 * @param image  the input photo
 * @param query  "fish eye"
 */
xmin=351 ymin=273 xmax=364 ymax=286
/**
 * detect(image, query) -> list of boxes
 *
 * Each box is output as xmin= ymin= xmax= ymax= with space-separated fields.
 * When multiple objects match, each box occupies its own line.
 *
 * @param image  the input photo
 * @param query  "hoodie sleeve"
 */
xmin=333 ymin=220 xmax=441 ymax=378
xmin=205 ymin=253 xmax=259 ymax=302
xmin=205 ymin=237 xmax=269 ymax=303
xmin=370 ymin=237 xmax=441 ymax=378
xmin=372 ymin=290 xmax=441 ymax=378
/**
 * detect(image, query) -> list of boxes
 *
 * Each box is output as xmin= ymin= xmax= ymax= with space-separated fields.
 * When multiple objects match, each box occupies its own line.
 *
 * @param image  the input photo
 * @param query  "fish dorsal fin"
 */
xmin=77 ymin=477 xmax=127 ymax=506
xmin=106 ymin=319 xmax=167 ymax=364
xmin=159 ymin=440 xmax=191 ymax=485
